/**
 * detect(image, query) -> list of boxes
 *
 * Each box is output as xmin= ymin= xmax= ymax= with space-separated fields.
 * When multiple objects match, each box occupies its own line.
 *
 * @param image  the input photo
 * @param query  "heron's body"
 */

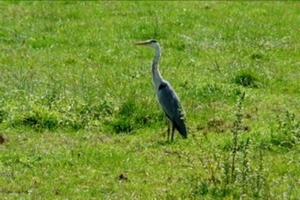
xmin=135 ymin=39 xmax=187 ymax=141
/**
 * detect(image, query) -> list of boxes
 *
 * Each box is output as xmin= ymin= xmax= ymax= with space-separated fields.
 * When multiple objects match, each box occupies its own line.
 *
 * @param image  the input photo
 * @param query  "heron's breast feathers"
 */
xmin=177 ymin=104 xmax=186 ymax=120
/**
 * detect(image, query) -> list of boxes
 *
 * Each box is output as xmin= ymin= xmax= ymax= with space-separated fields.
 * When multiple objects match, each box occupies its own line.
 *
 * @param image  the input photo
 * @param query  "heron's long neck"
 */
xmin=152 ymin=45 xmax=163 ymax=91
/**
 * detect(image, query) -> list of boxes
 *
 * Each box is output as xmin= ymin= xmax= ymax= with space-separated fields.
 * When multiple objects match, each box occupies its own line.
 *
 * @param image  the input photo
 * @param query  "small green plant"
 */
xmin=232 ymin=72 xmax=262 ymax=88
xmin=0 ymin=109 xmax=7 ymax=123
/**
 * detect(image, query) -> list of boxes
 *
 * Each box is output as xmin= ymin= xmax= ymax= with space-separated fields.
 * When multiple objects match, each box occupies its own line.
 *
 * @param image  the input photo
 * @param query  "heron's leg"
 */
xmin=167 ymin=118 xmax=170 ymax=141
xmin=171 ymin=123 xmax=175 ymax=141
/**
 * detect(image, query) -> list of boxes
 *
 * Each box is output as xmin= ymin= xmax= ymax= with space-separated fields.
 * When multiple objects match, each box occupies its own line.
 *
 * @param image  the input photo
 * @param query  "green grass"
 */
xmin=1 ymin=1 xmax=300 ymax=199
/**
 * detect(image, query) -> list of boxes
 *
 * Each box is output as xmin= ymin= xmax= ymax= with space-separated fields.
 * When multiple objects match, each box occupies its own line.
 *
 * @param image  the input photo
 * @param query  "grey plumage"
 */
xmin=134 ymin=39 xmax=187 ymax=141
xmin=158 ymin=81 xmax=187 ymax=139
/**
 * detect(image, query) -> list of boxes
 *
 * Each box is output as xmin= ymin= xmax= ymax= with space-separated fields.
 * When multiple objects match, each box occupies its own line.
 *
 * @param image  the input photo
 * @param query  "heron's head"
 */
xmin=134 ymin=39 xmax=159 ymax=49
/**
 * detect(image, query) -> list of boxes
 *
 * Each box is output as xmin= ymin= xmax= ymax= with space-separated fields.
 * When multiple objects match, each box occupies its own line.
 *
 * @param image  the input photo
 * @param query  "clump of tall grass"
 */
xmin=232 ymin=72 xmax=263 ymax=88
xmin=108 ymin=95 xmax=164 ymax=134
xmin=271 ymin=111 xmax=300 ymax=149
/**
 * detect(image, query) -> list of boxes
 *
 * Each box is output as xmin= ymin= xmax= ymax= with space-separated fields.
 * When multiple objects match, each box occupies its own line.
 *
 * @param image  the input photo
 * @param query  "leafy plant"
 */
xmin=189 ymin=92 xmax=270 ymax=199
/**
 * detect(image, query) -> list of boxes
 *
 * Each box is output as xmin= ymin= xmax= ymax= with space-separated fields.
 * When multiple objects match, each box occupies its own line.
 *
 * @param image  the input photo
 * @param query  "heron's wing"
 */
xmin=157 ymin=81 xmax=187 ymax=138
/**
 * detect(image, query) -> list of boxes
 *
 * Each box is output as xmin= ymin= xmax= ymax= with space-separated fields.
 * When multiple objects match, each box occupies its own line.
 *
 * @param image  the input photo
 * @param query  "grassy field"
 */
xmin=0 ymin=1 xmax=300 ymax=199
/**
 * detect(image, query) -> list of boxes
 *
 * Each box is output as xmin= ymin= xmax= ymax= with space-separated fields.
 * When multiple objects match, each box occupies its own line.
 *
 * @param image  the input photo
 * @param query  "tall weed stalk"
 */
xmin=230 ymin=92 xmax=245 ymax=183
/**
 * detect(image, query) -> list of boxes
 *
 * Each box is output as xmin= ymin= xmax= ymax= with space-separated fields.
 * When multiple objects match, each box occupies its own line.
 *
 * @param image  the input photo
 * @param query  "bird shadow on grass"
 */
xmin=155 ymin=139 xmax=179 ymax=146
xmin=156 ymin=140 xmax=171 ymax=146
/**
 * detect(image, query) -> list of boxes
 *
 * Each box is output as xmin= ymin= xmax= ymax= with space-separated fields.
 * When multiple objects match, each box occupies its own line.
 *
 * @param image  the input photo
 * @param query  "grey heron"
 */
xmin=134 ymin=39 xmax=187 ymax=141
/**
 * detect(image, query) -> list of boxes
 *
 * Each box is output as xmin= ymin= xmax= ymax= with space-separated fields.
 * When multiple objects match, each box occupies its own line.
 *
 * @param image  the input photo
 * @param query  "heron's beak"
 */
xmin=134 ymin=41 xmax=150 ymax=46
